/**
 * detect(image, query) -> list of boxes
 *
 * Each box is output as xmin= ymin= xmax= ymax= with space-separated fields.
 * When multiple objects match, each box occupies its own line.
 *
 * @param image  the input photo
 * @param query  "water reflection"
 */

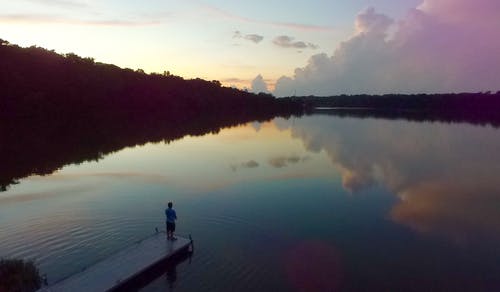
xmin=2 ymin=111 xmax=500 ymax=291
xmin=0 ymin=108 xmax=299 ymax=192
xmin=277 ymin=113 xmax=500 ymax=244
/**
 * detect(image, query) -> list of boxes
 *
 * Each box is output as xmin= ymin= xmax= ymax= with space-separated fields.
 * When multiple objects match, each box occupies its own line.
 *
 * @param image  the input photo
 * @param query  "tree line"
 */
xmin=296 ymin=92 xmax=500 ymax=113
xmin=0 ymin=38 xmax=301 ymax=120
xmin=295 ymin=92 xmax=500 ymax=127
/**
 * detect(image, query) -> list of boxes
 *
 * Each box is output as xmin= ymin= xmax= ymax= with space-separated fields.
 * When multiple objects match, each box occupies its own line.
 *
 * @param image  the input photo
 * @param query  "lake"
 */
xmin=1 ymin=113 xmax=500 ymax=291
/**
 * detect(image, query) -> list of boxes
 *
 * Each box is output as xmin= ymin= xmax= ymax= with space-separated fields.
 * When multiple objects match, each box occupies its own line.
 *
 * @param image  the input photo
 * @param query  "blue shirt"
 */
xmin=165 ymin=208 xmax=177 ymax=223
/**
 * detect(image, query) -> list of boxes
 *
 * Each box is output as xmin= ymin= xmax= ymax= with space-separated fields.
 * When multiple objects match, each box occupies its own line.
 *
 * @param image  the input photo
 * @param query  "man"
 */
xmin=165 ymin=202 xmax=177 ymax=240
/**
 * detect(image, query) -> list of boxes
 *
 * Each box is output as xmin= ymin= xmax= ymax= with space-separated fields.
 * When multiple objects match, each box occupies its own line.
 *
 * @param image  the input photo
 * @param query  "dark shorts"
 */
xmin=166 ymin=222 xmax=176 ymax=232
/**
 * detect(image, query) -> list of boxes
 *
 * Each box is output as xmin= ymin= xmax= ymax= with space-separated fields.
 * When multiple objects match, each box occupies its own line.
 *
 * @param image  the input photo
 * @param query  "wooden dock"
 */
xmin=38 ymin=232 xmax=192 ymax=292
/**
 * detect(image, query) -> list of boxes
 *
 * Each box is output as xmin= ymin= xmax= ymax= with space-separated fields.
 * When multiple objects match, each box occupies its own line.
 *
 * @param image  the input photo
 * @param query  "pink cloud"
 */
xmin=419 ymin=0 xmax=500 ymax=24
xmin=273 ymin=0 xmax=500 ymax=96
xmin=0 ymin=13 xmax=162 ymax=26
xmin=200 ymin=3 xmax=335 ymax=32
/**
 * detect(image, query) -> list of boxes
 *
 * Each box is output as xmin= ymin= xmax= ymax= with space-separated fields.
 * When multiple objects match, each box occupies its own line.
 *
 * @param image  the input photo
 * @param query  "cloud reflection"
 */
xmin=230 ymin=160 xmax=260 ymax=172
xmin=391 ymin=182 xmax=500 ymax=244
xmin=276 ymin=115 xmax=500 ymax=243
xmin=268 ymin=155 xmax=310 ymax=168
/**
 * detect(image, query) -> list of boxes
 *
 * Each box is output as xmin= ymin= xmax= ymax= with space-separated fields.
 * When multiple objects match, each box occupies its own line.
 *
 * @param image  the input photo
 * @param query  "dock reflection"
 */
xmin=112 ymin=248 xmax=192 ymax=292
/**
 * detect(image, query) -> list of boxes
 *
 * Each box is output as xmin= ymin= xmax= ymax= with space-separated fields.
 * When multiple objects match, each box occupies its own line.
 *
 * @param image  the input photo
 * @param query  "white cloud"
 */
xmin=272 ymin=35 xmax=318 ymax=49
xmin=244 ymin=34 xmax=264 ymax=43
xmin=233 ymin=31 xmax=264 ymax=44
xmin=251 ymin=74 xmax=269 ymax=93
xmin=355 ymin=7 xmax=393 ymax=35
xmin=273 ymin=1 xmax=500 ymax=96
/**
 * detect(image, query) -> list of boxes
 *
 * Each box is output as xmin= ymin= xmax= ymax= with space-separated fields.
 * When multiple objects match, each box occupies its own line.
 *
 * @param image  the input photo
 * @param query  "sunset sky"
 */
xmin=1 ymin=0 xmax=499 ymax=95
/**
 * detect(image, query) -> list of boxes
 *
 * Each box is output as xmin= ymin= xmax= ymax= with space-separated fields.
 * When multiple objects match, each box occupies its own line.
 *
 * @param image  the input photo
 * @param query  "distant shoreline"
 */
xmin=289 ymin=92 xmax=500 ymax=111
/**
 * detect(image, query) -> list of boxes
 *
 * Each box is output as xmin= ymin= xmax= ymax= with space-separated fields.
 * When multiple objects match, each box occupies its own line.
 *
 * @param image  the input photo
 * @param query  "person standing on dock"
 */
xmin=165 ymin=202 xmax=177 ymax=240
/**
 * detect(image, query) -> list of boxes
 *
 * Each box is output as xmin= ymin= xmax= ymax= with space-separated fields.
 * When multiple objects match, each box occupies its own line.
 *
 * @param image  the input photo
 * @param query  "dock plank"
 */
xmin=39 ymin=233 xmax=190 ymax=292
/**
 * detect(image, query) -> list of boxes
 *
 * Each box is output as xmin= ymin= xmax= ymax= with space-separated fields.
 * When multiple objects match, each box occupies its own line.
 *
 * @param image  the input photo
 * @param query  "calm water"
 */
xmin=1 ymin=114 xmax=500 ymax=291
